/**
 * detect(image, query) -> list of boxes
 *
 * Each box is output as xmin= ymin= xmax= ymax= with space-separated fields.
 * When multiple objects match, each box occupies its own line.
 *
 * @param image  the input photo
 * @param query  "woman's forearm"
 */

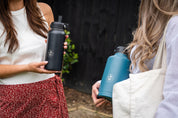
xmin=0 ymin=62 xmax=60 ymax=78
xmin=0 ymin=64 xmax=29 ymax=78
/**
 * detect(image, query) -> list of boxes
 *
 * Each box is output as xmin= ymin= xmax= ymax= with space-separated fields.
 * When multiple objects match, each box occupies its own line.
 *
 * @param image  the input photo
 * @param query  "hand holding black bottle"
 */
xmin=45 ymin=16 xmax=65 ymax=71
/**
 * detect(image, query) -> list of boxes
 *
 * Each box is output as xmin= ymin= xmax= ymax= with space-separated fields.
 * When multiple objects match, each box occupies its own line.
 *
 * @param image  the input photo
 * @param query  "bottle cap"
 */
xmin=50 ymin=22 xmax=64 ymax=29
xmin=58 ymin=16 xmax=62 ymax=22
xmin=114 ymin=46 xmax=126 ymax=53
xmin=50 ymin=16 xmax=64 ymax=29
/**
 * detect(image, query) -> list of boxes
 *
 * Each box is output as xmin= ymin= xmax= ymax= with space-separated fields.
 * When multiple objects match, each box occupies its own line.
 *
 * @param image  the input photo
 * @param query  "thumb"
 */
xmin=37 ymin=61 xmax=48 ymax=67
xmin=94 ymin=87 xmax=99 ymax=96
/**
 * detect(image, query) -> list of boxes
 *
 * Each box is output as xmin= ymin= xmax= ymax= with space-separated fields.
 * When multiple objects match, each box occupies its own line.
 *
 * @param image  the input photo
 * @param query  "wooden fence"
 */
xmin=38 ymin=0 xmax=140 ymax=93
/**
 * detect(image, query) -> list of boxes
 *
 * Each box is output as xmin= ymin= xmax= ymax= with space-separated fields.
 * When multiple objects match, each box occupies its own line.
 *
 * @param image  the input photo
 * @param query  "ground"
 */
xmin=64 ymin=87 xmax=113 ymax=118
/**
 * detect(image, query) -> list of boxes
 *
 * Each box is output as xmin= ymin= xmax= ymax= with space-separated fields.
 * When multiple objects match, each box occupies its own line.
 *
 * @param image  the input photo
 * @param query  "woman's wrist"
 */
xmin=23 ymin=64 xmax=30 ymax=72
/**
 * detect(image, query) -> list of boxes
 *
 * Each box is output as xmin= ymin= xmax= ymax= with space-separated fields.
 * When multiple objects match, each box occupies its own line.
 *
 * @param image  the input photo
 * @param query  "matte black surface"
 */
xmin=38 ymin=0 xmax=140 ymax=93
xmin=45 ymin=27 xmax=65 ymax=71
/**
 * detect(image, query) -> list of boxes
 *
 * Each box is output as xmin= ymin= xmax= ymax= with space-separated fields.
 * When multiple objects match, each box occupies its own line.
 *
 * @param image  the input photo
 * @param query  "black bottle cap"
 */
xmin=50 ymin=22 xmax=64 ymax=29
xmin=114 ymin=46 xmax=126 ymax=53
xmin=50 ymin=16 xmax=64 ymax=29
xmin=58 ymin=16 xmax=62 ymax=22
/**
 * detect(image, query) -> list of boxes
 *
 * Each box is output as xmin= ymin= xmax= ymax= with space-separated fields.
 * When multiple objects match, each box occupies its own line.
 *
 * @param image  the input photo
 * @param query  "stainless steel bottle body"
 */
xmin=97 ymin=46 xmax=130 ymax=101
xmin=45 ymin=28 xmax=65 ymax=71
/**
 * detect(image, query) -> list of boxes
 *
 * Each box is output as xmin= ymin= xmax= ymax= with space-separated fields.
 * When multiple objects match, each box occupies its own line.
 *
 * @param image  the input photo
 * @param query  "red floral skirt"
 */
xmin=0 ymin=75 xmax=69 ymax=118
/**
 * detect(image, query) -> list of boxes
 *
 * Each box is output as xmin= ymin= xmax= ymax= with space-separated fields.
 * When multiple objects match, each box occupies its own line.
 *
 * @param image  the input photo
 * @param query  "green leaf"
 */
xmin=73 ymin=53 xmax=79 ymax=59
xmin=71 ymin=44 xmax=75 ymax=50
xmin=63 ymin=29 xmax=79 ymax=76
xmin=71 ymin=60 xmax=79 ymax=64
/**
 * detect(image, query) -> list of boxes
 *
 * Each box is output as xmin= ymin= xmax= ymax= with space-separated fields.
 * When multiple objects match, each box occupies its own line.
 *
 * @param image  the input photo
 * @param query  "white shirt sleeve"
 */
xmin=155 ymin=16 xmax=178 ymax=118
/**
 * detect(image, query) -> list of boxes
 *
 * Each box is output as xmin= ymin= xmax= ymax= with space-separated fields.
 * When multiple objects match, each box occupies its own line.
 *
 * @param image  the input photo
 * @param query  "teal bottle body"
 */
xmin=98 ymin=52 xmax=131 ymax=101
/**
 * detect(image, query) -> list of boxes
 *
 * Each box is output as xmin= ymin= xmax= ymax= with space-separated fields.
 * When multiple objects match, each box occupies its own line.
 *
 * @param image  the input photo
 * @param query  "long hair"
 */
xmin=127 ymin=0 xmax=178 ymax=72
xmin=0 ymin=0 xmax=48 ymax=53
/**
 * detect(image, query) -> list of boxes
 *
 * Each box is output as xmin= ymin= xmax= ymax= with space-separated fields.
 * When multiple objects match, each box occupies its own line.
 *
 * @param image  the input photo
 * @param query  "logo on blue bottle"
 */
xmin=107 ymin=74 xmax=112 ymax=81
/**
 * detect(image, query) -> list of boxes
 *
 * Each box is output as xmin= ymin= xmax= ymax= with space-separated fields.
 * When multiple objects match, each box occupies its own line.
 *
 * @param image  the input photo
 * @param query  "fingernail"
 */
xmin=44 ymin=61 xmax=48 ymax=63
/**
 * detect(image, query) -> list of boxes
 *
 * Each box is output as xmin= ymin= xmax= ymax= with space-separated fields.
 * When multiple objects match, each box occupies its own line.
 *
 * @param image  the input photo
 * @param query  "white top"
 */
xmin=131 ymin=16 xmax=178 ymax=117
xmin=0 ymin=7 xmax=54 ymax=85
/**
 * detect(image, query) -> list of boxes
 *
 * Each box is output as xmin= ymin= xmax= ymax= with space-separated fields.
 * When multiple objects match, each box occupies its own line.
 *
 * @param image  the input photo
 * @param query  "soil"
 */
xmin=64 ymin=87 xmax=113 ymax=117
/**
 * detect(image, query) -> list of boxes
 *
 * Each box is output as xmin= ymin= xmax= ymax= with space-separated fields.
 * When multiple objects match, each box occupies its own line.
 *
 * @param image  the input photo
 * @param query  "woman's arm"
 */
xmin=0 ymin=3 xmax=62 ymax=78
xmin=0 ymin=64 xmax=28 ymax=78
xmin=38 ymin=2 xmax=54 ymax=28
xmin=155 ymin=16 xmax=178 ymax=118
xmin=0 ymin=62 xmax=60 ymax=78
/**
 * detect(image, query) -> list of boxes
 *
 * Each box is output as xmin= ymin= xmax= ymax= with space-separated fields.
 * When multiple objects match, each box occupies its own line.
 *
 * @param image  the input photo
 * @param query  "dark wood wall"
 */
xmin=38 ymin=0 xmax=140 ymax=93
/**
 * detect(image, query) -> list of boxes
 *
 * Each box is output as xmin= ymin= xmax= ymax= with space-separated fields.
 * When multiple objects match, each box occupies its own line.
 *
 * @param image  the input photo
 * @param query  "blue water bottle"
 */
xmin=97 ymin=46 xmax=131 ymax=101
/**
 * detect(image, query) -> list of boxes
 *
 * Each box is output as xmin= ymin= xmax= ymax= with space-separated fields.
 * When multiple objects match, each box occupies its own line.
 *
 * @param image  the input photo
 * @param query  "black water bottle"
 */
xmin=45 ymin=16 xmax=65 ymax=71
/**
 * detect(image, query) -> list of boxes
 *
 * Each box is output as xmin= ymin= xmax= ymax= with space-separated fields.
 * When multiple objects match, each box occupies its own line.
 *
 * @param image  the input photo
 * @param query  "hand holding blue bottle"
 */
xmin=97 ymin=46 xmax=131 ymax=101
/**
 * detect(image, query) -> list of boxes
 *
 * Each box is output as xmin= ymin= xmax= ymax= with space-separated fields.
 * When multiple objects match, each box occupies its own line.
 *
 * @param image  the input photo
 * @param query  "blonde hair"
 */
xmin=127 ymin=0 xmax=178 ymax=72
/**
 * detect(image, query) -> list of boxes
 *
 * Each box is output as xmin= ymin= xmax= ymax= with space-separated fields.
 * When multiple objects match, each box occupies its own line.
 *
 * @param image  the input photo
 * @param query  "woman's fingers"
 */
xmin=91 ymin=81 xmax=110 ymax=107
xmin=63 ymin=42 xmax=67 ymax=54
xmin=65 ymin=35 xmax=69 ymax=39
xmin=39 ymin=68 xmax=60 ymax=74
xmin=92 ymin=88 xmax=99 ymax=102
xmin=27 ymin=61 xmax=47 ymax=72
xmin=91 ymin=91 xmax=98 ymax=104
xmin=64 ymin=41 xmax=67 ymax=46
xmin=28 ymin=61 xmax=60 ymax=74
xmin=91 ymin=81 xmax=108 ymax=107
xmin=36 ymin=61 xmax=48 ymax=66
xmin=64 ymin=45 xmax=67 ymax=49
xmin=96 ymin=99 xmax=107 ymax=107
xmin=64 ymin=42 xmax=67 ymax=50
xmin=92 ymin=83 xmax=99 ymax=102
